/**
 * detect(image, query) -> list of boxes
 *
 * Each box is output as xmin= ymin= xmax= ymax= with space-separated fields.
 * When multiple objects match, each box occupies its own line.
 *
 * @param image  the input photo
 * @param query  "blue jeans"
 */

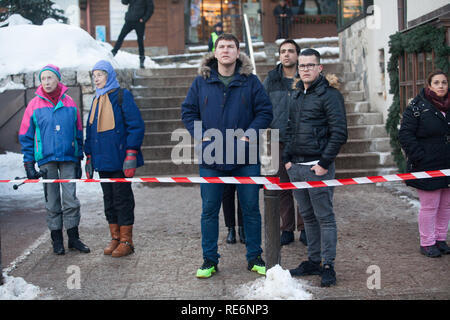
xmin=199 ymin=164 xmax=263 ymax=264
xmin=287 ymin=163 xmax=337 ymax=266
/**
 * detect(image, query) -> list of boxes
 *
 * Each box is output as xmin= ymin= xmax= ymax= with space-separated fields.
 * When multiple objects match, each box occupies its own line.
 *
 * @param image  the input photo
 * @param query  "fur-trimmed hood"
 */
xmin=198 ymin=52 xmax=254 ymax=79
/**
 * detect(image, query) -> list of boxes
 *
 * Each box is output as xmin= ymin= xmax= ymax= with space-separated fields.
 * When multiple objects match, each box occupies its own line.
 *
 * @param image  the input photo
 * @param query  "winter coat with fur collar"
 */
xmin=181 ymin=52 xmax=273 ymax=171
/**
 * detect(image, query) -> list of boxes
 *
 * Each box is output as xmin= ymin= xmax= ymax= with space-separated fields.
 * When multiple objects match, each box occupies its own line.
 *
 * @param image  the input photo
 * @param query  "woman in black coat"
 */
xmin=399 ymin=70 xmax=450 ymax=258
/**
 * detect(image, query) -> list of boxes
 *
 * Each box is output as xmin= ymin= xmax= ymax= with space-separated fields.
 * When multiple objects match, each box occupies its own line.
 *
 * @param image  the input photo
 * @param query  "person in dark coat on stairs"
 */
xmin=111 ymin=0 xmax=154 ymax=68
xmin=399 ymin=70 xmax=450 ymax=258
xmin=273 ymin=0 xmax=293 ymax=40
xmin=85 ymin=60 xmax=145 ymax=258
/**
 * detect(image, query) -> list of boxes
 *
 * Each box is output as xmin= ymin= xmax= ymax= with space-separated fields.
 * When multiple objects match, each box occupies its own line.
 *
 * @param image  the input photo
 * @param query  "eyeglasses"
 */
xmin=298 ymin=63 xmax=319 ymax=71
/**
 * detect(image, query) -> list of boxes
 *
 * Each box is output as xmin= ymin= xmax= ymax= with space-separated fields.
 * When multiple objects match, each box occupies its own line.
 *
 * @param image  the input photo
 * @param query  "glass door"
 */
xmin=242 ymin=0 xmax=262 ymax=42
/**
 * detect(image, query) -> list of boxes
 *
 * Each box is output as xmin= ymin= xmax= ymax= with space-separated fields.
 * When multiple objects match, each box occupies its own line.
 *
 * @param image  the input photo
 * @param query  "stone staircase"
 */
xmin=133 ymin=40 xmax=396 ymax=179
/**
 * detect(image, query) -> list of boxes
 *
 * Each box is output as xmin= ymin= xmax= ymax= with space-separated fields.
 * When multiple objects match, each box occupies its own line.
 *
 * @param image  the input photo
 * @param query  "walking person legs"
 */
xmin=111 ymin=21 xmax=135 ymax=56
xmin=435 ymin=188 xmax=450 ymax=254
xmin=135 ymin=21 xmax=146 ymax=68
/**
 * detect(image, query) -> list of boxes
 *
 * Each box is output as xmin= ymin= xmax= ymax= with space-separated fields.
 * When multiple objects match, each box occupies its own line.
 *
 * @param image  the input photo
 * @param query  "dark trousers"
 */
xmin=112 ymin=20 xmax=146 ymax=58
xmin=99 ymin=171 xmax=135 ymax=226
xmin=279 ymin=144 xmax=304 ymax=232
xmin=222 ymin=184 xmax=243 ymax=228
xmin=276 ymin=17 xmax=290 ymax=39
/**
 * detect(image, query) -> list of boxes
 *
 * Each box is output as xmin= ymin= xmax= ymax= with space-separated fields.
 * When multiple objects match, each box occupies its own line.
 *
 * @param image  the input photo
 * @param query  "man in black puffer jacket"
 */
xmin=285 ymin=48 xmax=347 ymax=288
xmin=263 ymin=39 xmax=307 ymax=247
xmin=111 ymin=0 xmax=154 ymax=68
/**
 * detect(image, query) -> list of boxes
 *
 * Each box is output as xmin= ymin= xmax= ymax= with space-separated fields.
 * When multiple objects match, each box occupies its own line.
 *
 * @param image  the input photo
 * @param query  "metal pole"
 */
xmin=264 ymin=188 xmax=280 ymax=269
xmin=0 ymin=227 xmax=3 ymax=286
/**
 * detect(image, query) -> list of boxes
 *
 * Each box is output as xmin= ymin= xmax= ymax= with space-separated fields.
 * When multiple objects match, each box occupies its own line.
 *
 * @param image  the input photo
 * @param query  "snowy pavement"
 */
xmin=1 ymin=150 xmax=449 ymax=300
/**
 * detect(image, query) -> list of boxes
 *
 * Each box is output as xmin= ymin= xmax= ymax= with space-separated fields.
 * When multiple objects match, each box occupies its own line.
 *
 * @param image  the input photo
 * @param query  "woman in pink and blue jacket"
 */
xmin=19 ymin=64 xmax=90 ymax=256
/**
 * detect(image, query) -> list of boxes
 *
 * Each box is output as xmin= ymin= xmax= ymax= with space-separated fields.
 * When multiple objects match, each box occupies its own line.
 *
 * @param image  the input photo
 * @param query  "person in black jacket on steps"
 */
xmin=111 ymin=0 xmax=154 ymax=69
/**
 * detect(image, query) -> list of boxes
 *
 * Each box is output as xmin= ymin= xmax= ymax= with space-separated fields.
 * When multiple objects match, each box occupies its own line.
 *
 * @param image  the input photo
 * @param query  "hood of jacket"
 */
xmin=92 ymin=60 xmax=121 ymax=98
xmin=198 ymin=52 xmax=254 ymax=79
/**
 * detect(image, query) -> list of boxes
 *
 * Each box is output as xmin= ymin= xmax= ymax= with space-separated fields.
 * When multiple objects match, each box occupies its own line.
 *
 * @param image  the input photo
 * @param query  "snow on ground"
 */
xmin=235 ymin=265 xmax=313 ymax=300
xmin=0 ymin=14 xmax=159 ymax=81
xmin=0 ymin=274 xmax=41 ymax=300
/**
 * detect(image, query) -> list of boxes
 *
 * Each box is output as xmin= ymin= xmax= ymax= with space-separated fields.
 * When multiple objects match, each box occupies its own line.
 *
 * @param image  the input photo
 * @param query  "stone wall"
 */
xmin=339 ymin=18 xmax=370 ymax=103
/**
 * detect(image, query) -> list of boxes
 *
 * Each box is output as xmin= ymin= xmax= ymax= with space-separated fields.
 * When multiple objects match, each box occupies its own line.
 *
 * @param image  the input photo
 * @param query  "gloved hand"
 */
xmin=24 ymin=161 xmax=40 ymax=179
xmin=85 ymin=155 xmax=93 ymax=179
xmin=75 ymin=160 xmax=82 ymax=179
xmin=123 ymin=149 xmax=138 ymax=178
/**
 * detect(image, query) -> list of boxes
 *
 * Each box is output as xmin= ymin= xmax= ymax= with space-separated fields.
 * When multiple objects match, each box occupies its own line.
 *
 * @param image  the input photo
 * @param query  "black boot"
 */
xmin=226 ymin=227 xmax=236 ymax=244
xmin=67 ymin=227 xmax=90 ymax=253
xmin=238 ymin=226 xmax=246 ymax=244
xmin=50 ymin=230 xmax=65 ymax=255
xmin=280 ymin=231 xmax=294 ymax=246
xmin=436 ymin=241 xmax=450 ymax=254
xmin=139 ymin=56 xmax=145 ymax=69
xmin=111 ymin=49 xmax=117 ymax=57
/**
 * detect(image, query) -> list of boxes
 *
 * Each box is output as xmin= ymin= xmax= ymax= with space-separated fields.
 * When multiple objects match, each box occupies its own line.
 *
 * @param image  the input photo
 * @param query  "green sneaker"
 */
xmin=248 ymin=256 xmax=266 ymax=276
xmin=196 ymin=259 xmax=218 ymax=278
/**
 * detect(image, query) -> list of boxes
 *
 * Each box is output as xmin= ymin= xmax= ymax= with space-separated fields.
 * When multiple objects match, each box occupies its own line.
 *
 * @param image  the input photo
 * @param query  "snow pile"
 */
xmin=0 ymin=16 xmax=158 ymax=80
xmin=0 ymin=81 xmax=25 ymax=93
xmin=0 ymin=274 xmax=41 ymax=300
xmin=0 ymin=152 xmax=102 ymax=198
xmin=235 ymin=265 xmax=313 ymax=300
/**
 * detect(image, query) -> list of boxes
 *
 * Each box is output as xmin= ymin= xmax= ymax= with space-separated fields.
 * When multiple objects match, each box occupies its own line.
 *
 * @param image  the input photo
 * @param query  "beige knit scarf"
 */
xmin=89 ymin=90 xmax=115 ymax=132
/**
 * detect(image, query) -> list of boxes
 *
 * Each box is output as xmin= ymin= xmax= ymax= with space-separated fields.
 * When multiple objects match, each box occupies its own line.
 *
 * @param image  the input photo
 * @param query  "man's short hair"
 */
xmin=215 ymin=33 xmax=240 ymax=51
xmin=300 ymin=48 xmax=321 ymax=63
xmin=278 ymin=39 xmax=300 ymax=55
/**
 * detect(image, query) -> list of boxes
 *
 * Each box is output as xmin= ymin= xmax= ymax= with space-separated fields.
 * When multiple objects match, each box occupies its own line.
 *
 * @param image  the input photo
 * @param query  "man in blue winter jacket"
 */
xmin=182 ymin=33 xmax=273 ymax=278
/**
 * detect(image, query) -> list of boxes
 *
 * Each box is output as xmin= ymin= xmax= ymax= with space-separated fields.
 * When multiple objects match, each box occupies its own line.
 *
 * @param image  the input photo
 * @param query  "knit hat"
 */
xmin=39 ymin=64 xmax=61 ymax=81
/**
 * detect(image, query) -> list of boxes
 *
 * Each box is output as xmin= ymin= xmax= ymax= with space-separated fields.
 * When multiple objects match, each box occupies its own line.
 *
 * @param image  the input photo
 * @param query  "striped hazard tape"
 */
xmin=2 ymin=169 xmax=449 ymax=189
xmin=263 ymin=169 xmax=450 ymax=190
xmin=2 ymin=176 xmax=280 ymax=185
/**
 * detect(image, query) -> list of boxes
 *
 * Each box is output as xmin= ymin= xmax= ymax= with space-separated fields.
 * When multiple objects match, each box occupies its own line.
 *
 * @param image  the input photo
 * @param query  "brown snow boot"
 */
xmin=104 ymin=224 xmax=120 ymax=255
xmin=111 ymin=225 xmax=134 ymax=257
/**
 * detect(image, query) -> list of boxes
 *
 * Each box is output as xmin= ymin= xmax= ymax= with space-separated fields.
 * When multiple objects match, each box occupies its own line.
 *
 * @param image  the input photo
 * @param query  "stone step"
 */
xmin=335 ymin=152 xmax=394 ymax=169
xmin=135 ymin=96 xmax=185 ymax=108
xmin=347 ymin=124 xmax=389 ymax=139
xmin=144 ymin=131 xmax=193 ymax=146
xmin=346 ymin=90 xmax=365 ymax=102
xmin=135 ymin=151 xmax=394 ymax=176
xmin=344 ymin=80 xmax=360 ymax=92
xmin=334 ymin=167 xmax=398 ymax=180
xmin=141 ymin=139 xmax=392 ymax=162
xmin=136 ymin=68 xmax=198 ymax=77
xmin=142 ymin=125 xmax=389 ymax=147
xmin=134 ymin=76 xmax=196 ymax=88
xmin=140 ymin=107 xmax=181 ymax=121
xmin=346 ymin=113 xmax=384 ymax=126
xmin=133 ymin=86 xmax=190 ymax=98
xmin=340 ymin=138 xmax=391 ymax=154
xmin=345 ymin=101 xmax=370 ymax=114
xmin=145 ymin=119 xmax=184 ymax=133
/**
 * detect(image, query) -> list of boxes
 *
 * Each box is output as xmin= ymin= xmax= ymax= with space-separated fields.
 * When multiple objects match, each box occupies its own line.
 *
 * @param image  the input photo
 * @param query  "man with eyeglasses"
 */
xmin=263 ymin=39 xmax=307 ymax=247
xmin=283 ymin=48 xmax=347 ymax=287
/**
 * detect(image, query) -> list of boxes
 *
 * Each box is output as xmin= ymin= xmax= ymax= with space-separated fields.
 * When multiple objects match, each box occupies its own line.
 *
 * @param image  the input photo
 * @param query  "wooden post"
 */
xmin=264 ymin=188 xmax=280 ymax=269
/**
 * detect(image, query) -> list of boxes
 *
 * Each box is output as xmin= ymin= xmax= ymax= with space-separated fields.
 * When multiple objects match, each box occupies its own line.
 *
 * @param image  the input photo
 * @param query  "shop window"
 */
xmin=337 ymin=0 xmax=374 ymax=31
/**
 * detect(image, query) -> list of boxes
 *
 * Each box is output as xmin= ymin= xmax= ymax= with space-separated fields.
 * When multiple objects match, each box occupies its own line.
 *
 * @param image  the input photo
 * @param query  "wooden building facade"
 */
xmin=79 ymin=0 xmax=338 ymax=55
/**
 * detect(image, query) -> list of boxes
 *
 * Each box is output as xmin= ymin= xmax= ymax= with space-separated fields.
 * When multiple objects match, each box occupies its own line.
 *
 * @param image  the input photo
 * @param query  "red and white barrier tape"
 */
xmin=2 ymin=169 xmax=449 ymax=189
xmin=263 ymin=169 xmax=450 ymax=190
xmin=1 ymin=176 xmax=280 ymax=185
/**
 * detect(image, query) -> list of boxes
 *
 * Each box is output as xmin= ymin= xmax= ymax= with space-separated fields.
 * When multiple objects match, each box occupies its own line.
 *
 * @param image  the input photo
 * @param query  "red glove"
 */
xmin=85 ymin=155 xmax=93 ymax=179
xmin=123 ymin=149 xmax=138 ymax=178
